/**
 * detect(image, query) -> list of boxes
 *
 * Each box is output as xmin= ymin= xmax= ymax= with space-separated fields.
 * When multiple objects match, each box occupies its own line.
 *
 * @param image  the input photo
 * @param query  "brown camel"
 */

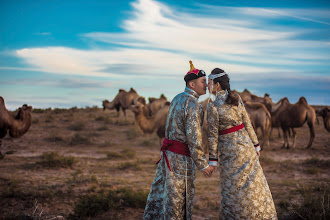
xmin=272 ymin=97 xmax=316 ymax=149
xmin=316 ymin=107 xmax=330 ymax=132
xmin=0 ymin=97 xmax=33 ymax=157
xmin=244 ymin=102 xmax=271 ymax=148
xmin=102 ymin=88 xmax=141 ymax=119
xmin=131 ymin=102 xmax=170 ymax=144
xmin=147 ymin=94 xmax=168 ymax=116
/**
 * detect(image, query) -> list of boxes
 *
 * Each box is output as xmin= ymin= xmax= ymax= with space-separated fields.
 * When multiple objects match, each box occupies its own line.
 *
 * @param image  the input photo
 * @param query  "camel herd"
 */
xmin=102 ymin=88 xmax=329 ymax=150
xmin=0 ymin=88 xmax=328 ymax=156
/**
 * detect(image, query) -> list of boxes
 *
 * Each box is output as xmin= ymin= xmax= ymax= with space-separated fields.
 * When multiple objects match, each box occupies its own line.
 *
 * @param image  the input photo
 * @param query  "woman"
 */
xmin=207 ymin=68 xmax=277 ymax=219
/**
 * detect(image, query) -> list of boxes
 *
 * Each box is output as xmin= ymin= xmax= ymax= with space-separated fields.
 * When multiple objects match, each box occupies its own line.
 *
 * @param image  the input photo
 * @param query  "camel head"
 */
xmin=15 ymin=104 xmax=33 ymax=120
xmin=131 ymin=103 xmax=145 ymax=115
xmin=134 ymin=96 xmax=146 ymax=106
xmin=316 ymin=108 xmax=329 ymax=118
xmin=102 ymin=99 xmax=110 ymax=111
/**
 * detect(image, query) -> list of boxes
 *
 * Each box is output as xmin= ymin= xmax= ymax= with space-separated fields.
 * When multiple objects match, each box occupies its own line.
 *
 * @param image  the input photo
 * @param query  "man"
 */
xmin=143 ymin=61 xmax=213 ymax=220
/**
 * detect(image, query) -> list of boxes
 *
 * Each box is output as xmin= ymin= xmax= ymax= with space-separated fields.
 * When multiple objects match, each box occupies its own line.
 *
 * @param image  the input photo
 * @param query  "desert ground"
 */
xmin=0 ymin=105 xmax=329 ymax=220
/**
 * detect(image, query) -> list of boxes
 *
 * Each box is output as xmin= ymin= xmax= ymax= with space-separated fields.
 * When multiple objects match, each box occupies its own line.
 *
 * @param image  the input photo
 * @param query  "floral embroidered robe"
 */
xmin=207 ymin=90 xmax=277 ymax=219
xmin=144 ymin=87 xmax=209 ymax=220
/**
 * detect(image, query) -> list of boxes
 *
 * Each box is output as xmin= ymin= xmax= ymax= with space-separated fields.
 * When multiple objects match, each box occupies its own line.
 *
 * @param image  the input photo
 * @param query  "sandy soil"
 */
xmin=0 ymin=106 xmax=329 ymax=219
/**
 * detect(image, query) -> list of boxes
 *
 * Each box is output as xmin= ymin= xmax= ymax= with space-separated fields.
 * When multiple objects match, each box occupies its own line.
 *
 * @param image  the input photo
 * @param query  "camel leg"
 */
xmin=306 ymin=123 xmax=315 ymax=149
xmin=291 ymin=128 xmax=297 ymax=149
xmin=278 ymin=128 xmax=281 ymax=138
xmin=123 ymin=109 xmax=127 ymax=120
xmin=282 ymin=127 xmax=289 ymax=149
xmin=0 ymin=139 xmax=4 ymax=160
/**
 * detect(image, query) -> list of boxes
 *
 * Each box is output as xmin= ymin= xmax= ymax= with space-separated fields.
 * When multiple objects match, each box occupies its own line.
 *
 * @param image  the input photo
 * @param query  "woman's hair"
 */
xmin=211 ymin=68 xmax=239 ymax=106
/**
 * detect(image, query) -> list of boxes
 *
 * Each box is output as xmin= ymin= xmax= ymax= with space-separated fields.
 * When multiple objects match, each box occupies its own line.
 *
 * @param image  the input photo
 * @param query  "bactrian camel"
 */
xmin=131 ymin=102 xmax=170 ymax=144
xmin=147 ymin=94 xmax=168 ymax=116
xmin=244 ymin=102 xmax=271 ymax=149
xmin=316 ymin=107 xmax=330 ymax=132
xmin=102 ymin=88 xmax=142 ymax=119
xmin=0 ymin=97 xmax=33 ymax=157
xmin=272 ymin=97 xmax=316 ymax=149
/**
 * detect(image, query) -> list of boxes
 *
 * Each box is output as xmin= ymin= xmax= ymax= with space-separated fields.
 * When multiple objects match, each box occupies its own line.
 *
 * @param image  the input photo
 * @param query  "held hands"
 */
xmin=201 ymin=166 xmax=218 ymax=178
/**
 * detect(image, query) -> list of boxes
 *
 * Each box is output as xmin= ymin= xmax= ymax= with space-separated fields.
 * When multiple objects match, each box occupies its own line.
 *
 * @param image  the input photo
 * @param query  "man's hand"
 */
xmin=201 ymin=166 xmax=213 ymax=178
xmin=256 ymin=151 xmax=260 ymax=157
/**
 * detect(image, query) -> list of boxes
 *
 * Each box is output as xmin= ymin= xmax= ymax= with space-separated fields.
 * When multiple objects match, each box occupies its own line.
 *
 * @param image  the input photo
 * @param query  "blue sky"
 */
xmin=0 ymin=0 xmax=329 ymax=109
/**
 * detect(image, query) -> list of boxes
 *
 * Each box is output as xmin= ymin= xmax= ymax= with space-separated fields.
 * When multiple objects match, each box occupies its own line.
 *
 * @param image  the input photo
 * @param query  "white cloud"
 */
xmin=10 ymin=0 xmax=330 ymax=79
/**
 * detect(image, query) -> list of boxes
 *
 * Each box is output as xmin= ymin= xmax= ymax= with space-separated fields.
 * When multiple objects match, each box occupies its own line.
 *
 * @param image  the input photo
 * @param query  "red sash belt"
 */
xmin=219 ymin=123 xmax=244 ymax=135
xmin=156 ymin=138 xmax=191 ymax=171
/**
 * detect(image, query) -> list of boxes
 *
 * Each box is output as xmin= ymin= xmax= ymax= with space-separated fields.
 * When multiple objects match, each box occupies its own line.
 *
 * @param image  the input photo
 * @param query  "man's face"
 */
xmin=189 ymin=76 xmax=207 ymax=96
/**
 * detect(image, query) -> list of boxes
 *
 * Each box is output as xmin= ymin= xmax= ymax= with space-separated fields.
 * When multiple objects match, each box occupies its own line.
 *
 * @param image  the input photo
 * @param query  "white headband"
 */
xmin=208 ymin=72 xmax=226 ymax=80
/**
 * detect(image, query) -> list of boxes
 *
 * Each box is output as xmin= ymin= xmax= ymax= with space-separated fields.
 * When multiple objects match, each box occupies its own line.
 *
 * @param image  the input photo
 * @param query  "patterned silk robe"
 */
xmin=207 ymin=90 xmax=277 ymax=220
xmin=144 ymin=87 xmax=209 ymax=220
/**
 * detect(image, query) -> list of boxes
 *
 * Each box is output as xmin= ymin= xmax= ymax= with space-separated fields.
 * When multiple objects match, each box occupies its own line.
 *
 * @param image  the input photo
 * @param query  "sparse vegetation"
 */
xmin=37 ymin=152 xmax=76 ymax=168
xmin=126 ymin=128 xmax=139 ymax=139
xmin=68 ymin=122 xmax=85 ymax=131
xmin=69 ymin=188 xmax=148 ymax=219
xmin=106 ymin=149 xmax=136 ymax=159
xmin=116 ymin=161 xmax=142 ymax=170
xmin=69 ymin=133 xmax=91 ymax=145
xmin=290 ymin=183 xmax=330 ymax=220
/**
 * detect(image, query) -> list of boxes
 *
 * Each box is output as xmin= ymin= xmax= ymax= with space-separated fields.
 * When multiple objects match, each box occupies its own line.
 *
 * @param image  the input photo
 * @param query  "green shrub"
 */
xmin=37 ymin=152 xmax=76 ymax=168
xmin=69 ymin=188 xmax=148 ymax=219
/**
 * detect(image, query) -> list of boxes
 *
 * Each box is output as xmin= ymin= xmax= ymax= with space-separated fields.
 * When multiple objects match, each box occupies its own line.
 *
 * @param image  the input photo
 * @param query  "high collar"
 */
xmin=184 ymin=87 xmax=200 ymax=99
xmin=215 ymin=89 xmax=228 ymax=103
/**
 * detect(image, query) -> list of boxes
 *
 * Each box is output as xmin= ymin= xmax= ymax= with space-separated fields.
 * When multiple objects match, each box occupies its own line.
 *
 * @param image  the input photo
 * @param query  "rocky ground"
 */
xmin=0 ymin=106 xmax=329 ymax=219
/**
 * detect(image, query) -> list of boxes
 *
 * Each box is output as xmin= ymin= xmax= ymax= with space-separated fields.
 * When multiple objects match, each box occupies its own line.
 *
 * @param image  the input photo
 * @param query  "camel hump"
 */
xmin=298 ymin=97 xmax=308 ymax=105
xmin=160 ymin=94 xmax=167 ymax=99
xmin=119 ymin=89 xmax=126 ymax=93
xmin=129 ymin=88 xmax=137 ymax=93
xmin=0 ymin=96 xmax=4 ymax=108
xmin=149 ymin=98 xmax=157 ymax=103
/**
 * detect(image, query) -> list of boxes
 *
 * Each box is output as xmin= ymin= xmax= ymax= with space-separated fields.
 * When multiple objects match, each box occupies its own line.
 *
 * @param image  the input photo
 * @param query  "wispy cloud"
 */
xmin=9 ymin=0 xmax=330 ymax=81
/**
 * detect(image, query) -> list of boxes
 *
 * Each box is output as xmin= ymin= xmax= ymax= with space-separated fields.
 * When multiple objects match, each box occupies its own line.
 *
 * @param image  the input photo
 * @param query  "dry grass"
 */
xmin=0 ymin=106 xmax=329 ymax=219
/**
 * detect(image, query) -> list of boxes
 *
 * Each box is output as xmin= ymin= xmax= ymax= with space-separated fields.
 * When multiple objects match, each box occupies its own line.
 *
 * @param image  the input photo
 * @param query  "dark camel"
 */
xmin=272 ymin=97 xmax=316 ymax=149
xmin=316 ymin=107 xmax=330 ymax=132
xmin=244 ymin=102 xmax=271 ymax=148
xmin=0 ymin=97 xmax=33 ymax=157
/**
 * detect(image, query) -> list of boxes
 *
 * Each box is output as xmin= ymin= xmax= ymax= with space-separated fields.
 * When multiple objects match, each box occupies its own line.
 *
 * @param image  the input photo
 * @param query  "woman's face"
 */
xmin=208 ymin=79 xmax=220 ymax=94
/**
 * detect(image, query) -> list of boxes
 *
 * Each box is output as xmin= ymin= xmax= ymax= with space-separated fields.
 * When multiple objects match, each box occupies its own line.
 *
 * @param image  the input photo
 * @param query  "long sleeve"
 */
xmin=207 ymin=103 xmax=219 ymax=166
xmin=239 ymin=96 xmax=261 ymax=151
xmin=185 ymin=99 xmax=209 ymax=170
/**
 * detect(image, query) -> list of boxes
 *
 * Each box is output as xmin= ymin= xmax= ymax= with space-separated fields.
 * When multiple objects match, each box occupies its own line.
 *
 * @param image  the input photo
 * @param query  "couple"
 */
xmin=143 ymin=61 xmax=277 ymax=220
